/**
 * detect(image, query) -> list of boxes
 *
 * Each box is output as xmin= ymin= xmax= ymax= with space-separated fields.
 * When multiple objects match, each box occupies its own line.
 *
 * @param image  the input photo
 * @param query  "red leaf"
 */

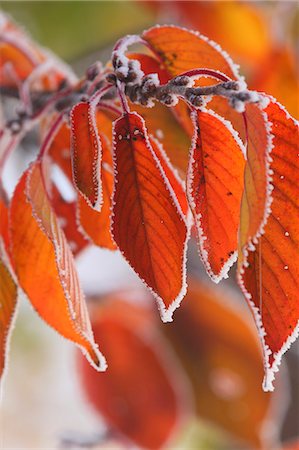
xmin=9 ymin=161 xmax=106 ymax=371
xmin=51 ymin=185 xmax=88 ymax=256
xmin=239 ymin=103 xmax=273 ymax=251
xmin=237 ymin=99 xmax=299 ymax=391
xmin=70 ymin=102 xmax=103 ymax=210
xmin=163 ymin=277 xmax=275 ymax=448
xmin=77 ymin=293 xmax=192 ymax=449
xmin=187 ymin=109 xmax=245 ymax=281
xmin=111 ymin=112 xmax=188 ymax=322
xmin=142 ymin=25 xmax=240 ymax=80
xmin=0 ymin=259 xmax=17 ymax=379
xmin=48 ymin=118 xmax=72 ymax=180
xmin=78 ymin=134 xmax=117 ymax=250
xmin=0 ymin=198 xmax=17 ymax=380
xmin=150 ymin=136 xmax=189 ymax=216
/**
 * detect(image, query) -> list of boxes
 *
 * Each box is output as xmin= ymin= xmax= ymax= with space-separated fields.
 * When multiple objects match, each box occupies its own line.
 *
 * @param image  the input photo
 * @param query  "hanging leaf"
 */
xmin=9 ymin=161 xmax=106 ymax=371
xmin=238 ymin=103 xmax=273 ymax=250
xmin=77 ymin=293 xmax=192 ymax=449
xmin=51 ymin=184 xmax=88 ymax=256
xmin=111 ymin=112 xmax=188 ymax=322
xmin=237 ymin=98 xmax=299 ymax=391
xmin=187 ymin=108 xmax=245 ymax=282
xmin=0 ymin=197 xmax=18 ymax=380
xmin=163 ymin=278 xmax=276 ymax=449
xmin=70 ymin=101 xmax=103 ymax=210
xmin=78 ymin=134 xmax=116 ymax=250
xmin=150 ymin=136 xmax=188 ymax=216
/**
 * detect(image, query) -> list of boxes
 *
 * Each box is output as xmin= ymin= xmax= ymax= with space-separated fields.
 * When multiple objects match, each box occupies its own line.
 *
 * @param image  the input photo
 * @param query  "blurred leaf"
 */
xmin=163 ymin=278 xmax=275 ymax=448
xmin=78 ymin=293 xmax=192 ymax=449
xmin=250 ymin=48 xmax=299 ymax=119
xmin=9 ymin=161 xmax=106 ymax=370
xmin=147 ymin=1 xmax=270 ymax=67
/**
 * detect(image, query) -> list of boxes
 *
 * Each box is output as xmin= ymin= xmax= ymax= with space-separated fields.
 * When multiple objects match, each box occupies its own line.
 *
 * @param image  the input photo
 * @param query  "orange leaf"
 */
xmin=51 ymin=185 xmax=88 ymax=256
xmin=9 ymin=161 xmax=106 ymax=371
xmin=48 ymin=118 xmax=73 ymax=180
xmin=111 ymin=112 xmax=188 ymax=322
xmin=70 ymin=102 xmax=103 ymax=210
xmin=142 ymin=25 xmax=240 ymax=80
xmin=250 ymin=48 xmax=299 ymax=119
xmin=129 ymin=53 xmax=191 ymax=176
xmin=132 ymin=102 xmax=191 ymax=176
xmin=150 ymin=136 xmax=188 ymax=216
xmin=0 ymin=259 xmax=17 ymax=379
xmin=77 ymin=293 xmax=191 ymax=449
xmin=238 ymin=103 xmax=273 ymax=251
xmin=78 ymin=134 xmax=116 ymax=250
xmin=237 ymin=99 xmax=299 ymax=391
xmin=164 ymin=2 xmax=270 ymax=66
xmin=0 ymin=198 xmax=17 ymax=380
xmin=187 ymin=109 xmax=245 ymax=281
xmin=163 ymin=278 xmax=275 ymax=448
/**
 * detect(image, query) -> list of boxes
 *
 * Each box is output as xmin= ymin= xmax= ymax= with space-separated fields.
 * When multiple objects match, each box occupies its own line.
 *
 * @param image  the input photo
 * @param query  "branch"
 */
xmin=110 ymin=51 xmax=263 ymax=113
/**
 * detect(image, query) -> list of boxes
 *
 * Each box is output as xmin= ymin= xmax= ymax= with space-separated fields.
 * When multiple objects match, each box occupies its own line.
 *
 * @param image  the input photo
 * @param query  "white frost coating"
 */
xmin=143 ymin=24 xmax=241 ymax=80
xmin=24 ymin=165 xmax=107 ymax=372
xmin=70 ymin=101 xmax=103 ymax=212
xmin=186 ymin=109 xmax=245 ymax=283
xmin=110 ymin=112 xmax=190 ymax=323
xmin=112 ymin=34 xmax=145 ymax=85
xmin=237 ymin=97 xmax=297 ymax=391
xmin=237 ymin=76 xmax=247 ymax=91
xmin=232 ymin=100 xmax=245 ymax=113
xmin=258 ymin=95 xmax=271 ymax=110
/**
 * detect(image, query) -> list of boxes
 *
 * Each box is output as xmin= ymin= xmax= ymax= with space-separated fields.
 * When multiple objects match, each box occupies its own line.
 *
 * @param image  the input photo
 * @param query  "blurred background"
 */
xmin=0 ymin=1 xmax=298 ymax=449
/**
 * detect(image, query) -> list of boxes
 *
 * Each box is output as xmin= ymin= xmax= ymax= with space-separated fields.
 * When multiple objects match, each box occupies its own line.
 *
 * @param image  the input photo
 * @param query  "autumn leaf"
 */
xmin=150 ymin=136 xmax=188 ymax=216
xmin=238 ymin=102 xmax=273 ymax=249
xmin=187 ymin=108 xmax=245 ymax=282
xmin=250 ymin=48 xmax=299 ymax=119
xmin=163 ymin=278 xmax=276 ymax=449
xmin=0 ymin=197 xmax=18 ymax=380
xmin=111 ymin=111 xmax=188 ymax=322
xmin=70 ymin=101 xmax=103 ymax=210
xmin=149 ymin=1 xmax=270 ymax=66
xmin=238 ymin=98 xmax=299 ymax=391
xmin=51 ymin=184 xmax=88 ymax=256
xmin=48 ymin=118 xmax=73 ymax=180
xmin=129 ymin=53 xmax=191 ymax=176
xmin=142 ymin=25 xmax=240 ymax=81
xmin=77 ymin=293 xmax=192 ymax=450
xmin=9 ymin=161 xmax=106 ymax=371
xmin=78 ymin=134 xmax=116 ymax=250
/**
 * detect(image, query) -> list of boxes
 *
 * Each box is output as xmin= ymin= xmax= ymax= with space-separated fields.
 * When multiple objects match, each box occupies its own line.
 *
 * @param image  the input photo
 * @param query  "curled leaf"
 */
xmin=10 ymin=161 xmax=106 ymax=371
xmin=78 ymin=134 xmax=116 ymax=250
xmin=70 ymin=102 xmax=103 ymax=210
